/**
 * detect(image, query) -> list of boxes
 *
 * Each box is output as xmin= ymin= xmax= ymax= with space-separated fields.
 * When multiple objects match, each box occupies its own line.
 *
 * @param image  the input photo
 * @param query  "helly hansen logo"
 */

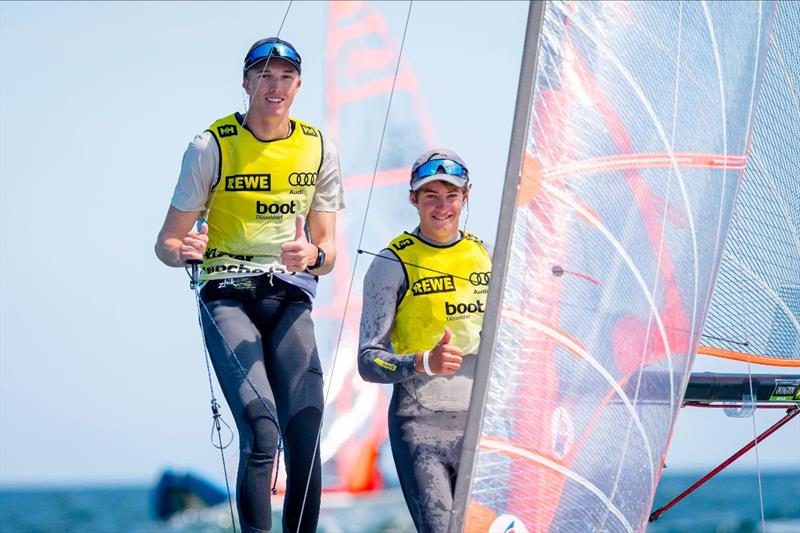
xmin=225 ymin=174 xmax=271 ymax=191
xmin=288 ymin=172 xmax=317 ymax=187
xmin=217 ymin=125 xmax=238 ymax=137
xmin=411 ymin=275 xmax=456 ymax=296
xmin=392 ymin=238 xmax=414 ymax=251
xmin=300 ymin=124 xmax=318 ymax=137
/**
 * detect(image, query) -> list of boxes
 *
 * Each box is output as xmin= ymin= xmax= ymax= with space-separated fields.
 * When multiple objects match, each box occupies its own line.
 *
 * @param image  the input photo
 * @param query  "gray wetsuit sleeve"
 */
xmin=357 ymin=249 xmax=418 ymax=384
xmin=171 ymin=130 xmax=218 ymax=212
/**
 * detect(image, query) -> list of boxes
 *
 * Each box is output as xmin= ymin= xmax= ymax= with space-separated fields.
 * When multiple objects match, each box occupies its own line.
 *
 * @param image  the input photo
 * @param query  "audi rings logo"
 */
xmin=469 ymin=271 xmax=491 ymax=286
xmin=288 ymin=172 xmax=317 ymax=187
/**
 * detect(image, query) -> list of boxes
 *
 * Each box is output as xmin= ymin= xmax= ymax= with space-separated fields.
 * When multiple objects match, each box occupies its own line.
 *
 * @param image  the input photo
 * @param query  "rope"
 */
xmin=356 ymin=248 xmax=489 ymax=286
xmin=184 ymin=3 xmax=296 ymax=530
xmin=192 ymin=288 xmax=238 ymax=533
xmin=202 ymin=0 xmax=295 ymax=216
xmin=296 ymin=2 xmax=415 ymax=530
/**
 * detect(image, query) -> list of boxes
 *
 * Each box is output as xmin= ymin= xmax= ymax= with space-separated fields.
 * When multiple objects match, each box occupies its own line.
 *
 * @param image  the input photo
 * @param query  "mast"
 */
xmin=448 ymin=2 xmax=546 ymax=531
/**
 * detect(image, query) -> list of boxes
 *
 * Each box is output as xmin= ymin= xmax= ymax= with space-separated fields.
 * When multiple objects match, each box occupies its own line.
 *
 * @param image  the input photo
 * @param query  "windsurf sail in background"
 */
xmin=699 ymin=0 xmax=799 ymax=368
xmin=314 ymin=0 xmax=437 ymax=492
xmin=450 ymin=2 xmax=778 ymax=532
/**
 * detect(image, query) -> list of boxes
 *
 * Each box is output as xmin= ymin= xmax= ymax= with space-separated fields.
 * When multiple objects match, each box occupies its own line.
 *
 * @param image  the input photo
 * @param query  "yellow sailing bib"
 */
xmin=389 ymin=232 xmax=492 ymax=356
xmin=202 ymin=114 xmax=322 ymax=280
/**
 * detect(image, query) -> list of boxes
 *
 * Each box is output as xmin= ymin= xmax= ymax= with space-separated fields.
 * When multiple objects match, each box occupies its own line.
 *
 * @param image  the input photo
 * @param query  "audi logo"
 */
xmin=288 ymin=172 xmax=317 ymax=186
xmin=469 ymin=272 xmax=491 ymax=286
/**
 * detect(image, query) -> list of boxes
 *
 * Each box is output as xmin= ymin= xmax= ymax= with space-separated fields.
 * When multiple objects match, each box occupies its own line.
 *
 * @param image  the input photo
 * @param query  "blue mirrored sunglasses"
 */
xmin=244 ymin=42 xmax=301 ymax=71
xmin=411 ymin=159 xmax=469 ymax=182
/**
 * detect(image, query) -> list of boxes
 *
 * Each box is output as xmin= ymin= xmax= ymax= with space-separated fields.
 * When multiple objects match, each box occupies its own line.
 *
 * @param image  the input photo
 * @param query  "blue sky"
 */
xmin=1 ymin=0 xmax=797 ymax=487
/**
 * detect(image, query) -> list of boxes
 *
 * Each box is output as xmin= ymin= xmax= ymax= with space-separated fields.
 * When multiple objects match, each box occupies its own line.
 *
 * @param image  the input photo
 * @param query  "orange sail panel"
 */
xmin=315 ymin=0 xmax=437 ymax=492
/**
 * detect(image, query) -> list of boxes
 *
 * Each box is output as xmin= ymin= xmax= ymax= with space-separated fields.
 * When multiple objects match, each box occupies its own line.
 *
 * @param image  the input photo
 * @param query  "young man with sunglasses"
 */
xmin=358 ymin=149 xmax=491 ymax=532
xmin=155 ymin=37 xmax=343 ymax=533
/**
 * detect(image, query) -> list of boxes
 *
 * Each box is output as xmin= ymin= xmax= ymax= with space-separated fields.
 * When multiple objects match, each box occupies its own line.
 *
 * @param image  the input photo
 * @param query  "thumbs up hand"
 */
xmin=280 ymin=216 xmax=317 ymax=272
xmin=180 ymin=221 xmax=209 ymax=263
xmin=417 ymin=327 xmax=463 ymax=375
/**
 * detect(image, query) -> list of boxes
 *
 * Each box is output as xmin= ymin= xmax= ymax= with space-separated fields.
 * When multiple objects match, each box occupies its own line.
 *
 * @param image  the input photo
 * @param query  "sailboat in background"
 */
xmin=449 ymin=1 xmax=798 ymax=532
xmin=314 ymin=0 xmax=437 ymax=495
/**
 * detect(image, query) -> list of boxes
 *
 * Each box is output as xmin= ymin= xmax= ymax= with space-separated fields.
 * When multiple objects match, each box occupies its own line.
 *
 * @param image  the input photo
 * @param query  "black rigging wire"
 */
xmin=357 ymin=248 xmax=487 ymax=285
xmin=296 ymin=2 xmax=416 ymax=530
xmin=186 ymin=2 xmax=297 ymax=531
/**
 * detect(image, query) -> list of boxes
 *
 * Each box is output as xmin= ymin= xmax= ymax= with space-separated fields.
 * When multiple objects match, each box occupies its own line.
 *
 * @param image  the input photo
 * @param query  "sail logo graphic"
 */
xmin=225 ymin=174 xmax=271 ymax=191
xmin=489 ymin=514 xmax=528 ymax=533
xmin=469 ymin=271 xmax=491 ymax=286
xmin=551 ymin=406 xmax=575 ymax=458
xmin=770 ymin=379 xmax=800 ymax=401
xmin=392 ymin=238 xmax=414 ymax=251
xmin=217 ymin=124 xmax=237 ymax=138
xmin=300 ymin=124 xmax=318 ymax=137
xmin=411 ymin=275 xmax=456 ymax=296
xmin=288 ymin=172 xmax=317 ymax=187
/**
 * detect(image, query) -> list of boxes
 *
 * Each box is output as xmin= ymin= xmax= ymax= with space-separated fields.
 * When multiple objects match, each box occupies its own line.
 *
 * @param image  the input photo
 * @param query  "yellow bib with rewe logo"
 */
xmin=389 ymin=232 xmax=492 ymax=356
xmin=201 ymin=114 xmax=322 ymax=280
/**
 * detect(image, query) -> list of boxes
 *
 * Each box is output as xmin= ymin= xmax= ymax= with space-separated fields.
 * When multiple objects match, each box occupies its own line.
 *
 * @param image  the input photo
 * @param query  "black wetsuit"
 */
xmin=201 ymin=276 xmax=323 ymax=533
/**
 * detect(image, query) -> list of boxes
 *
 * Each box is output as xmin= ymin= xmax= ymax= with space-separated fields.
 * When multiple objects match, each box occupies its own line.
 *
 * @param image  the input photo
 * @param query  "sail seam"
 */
xmin=478 ymin=438 xmax=634 ymax=533
xmin=503 ymin=308 xmax=656 ymax=488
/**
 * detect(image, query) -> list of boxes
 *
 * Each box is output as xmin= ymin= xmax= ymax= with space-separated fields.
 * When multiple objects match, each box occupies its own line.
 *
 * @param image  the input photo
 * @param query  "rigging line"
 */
xmin=748 ymin=350 xmax=768 ymax=533
xmin=193 ymin=290 xmax=239 ymax=533
xmin=699 ymin=333 xmax=750 ymax=346
xmin=195 ymin=293 xmax=282 ymax=435
xmin=356 ymin=248 xmax=489 ymax=286
xmin=649 ymin=406 xmax=799 ymax=523
xmin=739 ymin=168 xmax=767 ymax=533
xmin=186 ymin=0 xmax=295 ymax=436
xmin=184 ymin=3 xmax=294 ymax=529
xmin=296 ymin=2 xmax=415 ymax=530
xmin=731 ymin=4 xmax=772 ymax=522
xmin=203 ymin=0 xmax=295 ymax=221
xmin=193 ymin=285 xmax=289 ymax=526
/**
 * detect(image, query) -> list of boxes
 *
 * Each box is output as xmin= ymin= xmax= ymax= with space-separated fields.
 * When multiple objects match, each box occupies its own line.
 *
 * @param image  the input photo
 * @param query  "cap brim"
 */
xmin=410 ymin=175 xmax=468 ymax=191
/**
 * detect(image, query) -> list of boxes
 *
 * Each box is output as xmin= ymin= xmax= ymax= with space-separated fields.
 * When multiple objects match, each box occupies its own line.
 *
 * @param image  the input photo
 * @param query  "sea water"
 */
xmin=1 ymin=472 xmax=797 ymax=532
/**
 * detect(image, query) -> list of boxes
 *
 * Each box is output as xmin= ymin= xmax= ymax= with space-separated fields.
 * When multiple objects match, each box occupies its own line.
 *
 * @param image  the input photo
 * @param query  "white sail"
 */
xmin=451 ymin=2 xmax=776 ymax=531
xmin=700 ymin=0 xmax=800 ymax=367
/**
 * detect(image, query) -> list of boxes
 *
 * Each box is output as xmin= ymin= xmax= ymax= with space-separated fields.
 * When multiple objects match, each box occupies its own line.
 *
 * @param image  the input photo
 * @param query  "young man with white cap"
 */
xmin=358 ymin=148 xmax=491 ymax=532
xmin=155 ymin=37 xmax=344 ymax=533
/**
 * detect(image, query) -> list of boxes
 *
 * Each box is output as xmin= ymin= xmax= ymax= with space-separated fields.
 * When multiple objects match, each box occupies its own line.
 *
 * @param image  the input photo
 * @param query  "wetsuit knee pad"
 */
xmin=242 ymin=398 xmax=280 ymax=457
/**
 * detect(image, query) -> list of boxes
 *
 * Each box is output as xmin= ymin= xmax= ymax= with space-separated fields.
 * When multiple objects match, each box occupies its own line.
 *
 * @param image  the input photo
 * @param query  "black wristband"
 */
xmin=310 ymin=245 xmax=326 ymax=270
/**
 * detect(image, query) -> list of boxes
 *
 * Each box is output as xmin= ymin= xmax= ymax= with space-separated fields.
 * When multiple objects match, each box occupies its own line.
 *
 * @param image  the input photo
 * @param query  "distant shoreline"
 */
xmin=1 ymin=469 xmax=796 ymax=491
